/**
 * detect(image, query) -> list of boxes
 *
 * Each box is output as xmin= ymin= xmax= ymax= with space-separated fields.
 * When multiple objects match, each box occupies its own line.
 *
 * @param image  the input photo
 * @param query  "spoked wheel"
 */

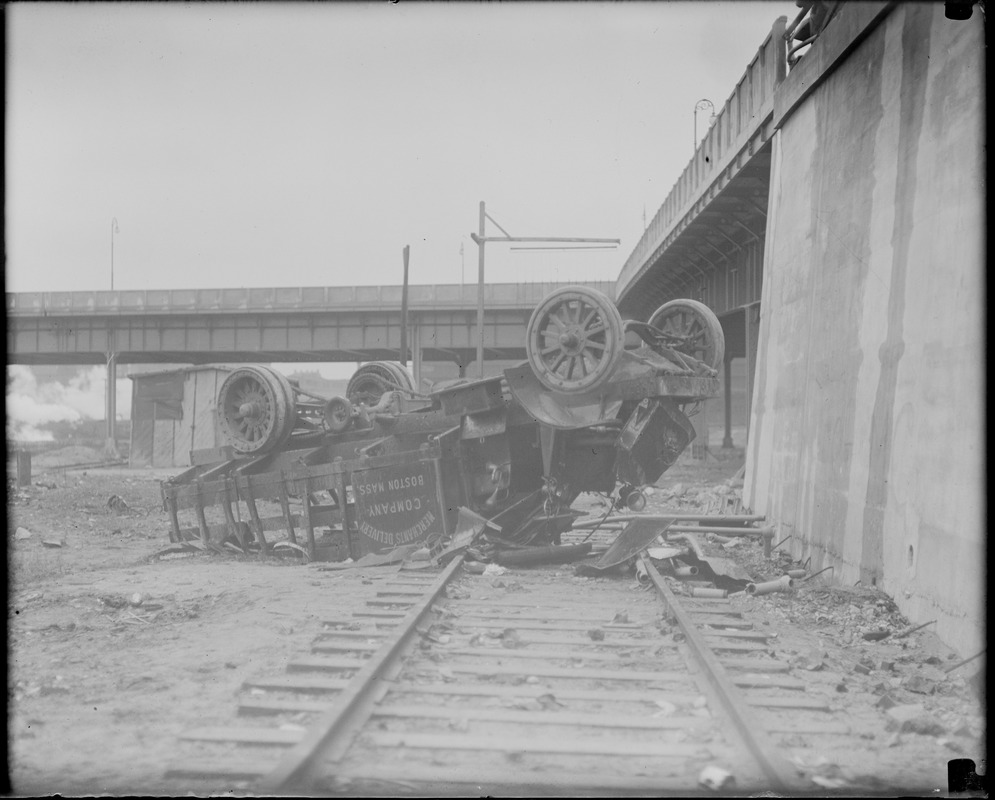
xmin=647 ymin=299 xmax=725 ymax=370
xmin=526 ymin=286 xmax=624 ymax=393
xmin=346 ymin=361 xmax=415 ymax=407
xmin=217 ymin=365 xmax=297 ymax=454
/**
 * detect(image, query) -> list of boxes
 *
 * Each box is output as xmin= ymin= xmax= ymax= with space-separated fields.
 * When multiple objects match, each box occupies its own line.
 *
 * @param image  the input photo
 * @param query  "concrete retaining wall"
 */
xmin=745 ymin=4 xmax=984 ymax=654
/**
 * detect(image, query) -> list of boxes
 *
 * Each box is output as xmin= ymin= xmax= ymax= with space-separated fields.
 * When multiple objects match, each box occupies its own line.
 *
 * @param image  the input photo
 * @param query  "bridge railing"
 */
xmin=7 ymin=281 xmax=616 ymax=316
xmin=616 ymin=17 xmax=787 ymax=294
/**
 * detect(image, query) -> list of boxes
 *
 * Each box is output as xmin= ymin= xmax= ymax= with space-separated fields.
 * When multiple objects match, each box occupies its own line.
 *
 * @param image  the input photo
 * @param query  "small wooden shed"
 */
xmin=128 ymin=365 xmax=233 ymax=467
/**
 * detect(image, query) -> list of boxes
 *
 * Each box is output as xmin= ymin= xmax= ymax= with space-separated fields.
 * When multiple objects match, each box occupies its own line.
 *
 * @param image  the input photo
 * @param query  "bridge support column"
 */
xmin=744 ymin=302 xmax=761 ymax=442
xmin=104 ymin=352 xmax=119 ymax=459
xmin=722 ymin=357 xmax=735 ymax=448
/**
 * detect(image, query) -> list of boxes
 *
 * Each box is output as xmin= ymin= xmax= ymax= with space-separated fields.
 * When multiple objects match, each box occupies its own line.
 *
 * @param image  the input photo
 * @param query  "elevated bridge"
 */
xmin=614 ymin=15 xmax=790 ymax=446
xmin=6 ymin=281 xmax=615 ymax=374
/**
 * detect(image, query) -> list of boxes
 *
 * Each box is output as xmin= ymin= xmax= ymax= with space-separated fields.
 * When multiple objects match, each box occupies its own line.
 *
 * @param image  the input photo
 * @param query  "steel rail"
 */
xmin=257 ymin=556 xmax=464 ymax=791
xmin=638 ymin=552 xmax=801 ymax=792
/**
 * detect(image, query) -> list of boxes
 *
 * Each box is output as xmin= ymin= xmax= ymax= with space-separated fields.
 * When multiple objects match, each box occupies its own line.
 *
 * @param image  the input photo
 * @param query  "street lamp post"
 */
xmin=469 ymin=202 xmax=620 ymax=378
xmin=110 ymin=217 xmax=120 ymax=290
xmin=694 ymin=99 xmax=716 ymax=148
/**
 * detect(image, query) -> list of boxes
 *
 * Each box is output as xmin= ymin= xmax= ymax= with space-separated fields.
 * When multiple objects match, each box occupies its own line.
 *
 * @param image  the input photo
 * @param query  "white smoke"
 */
xmin=6 ymin=365 xmax=132 ymax=442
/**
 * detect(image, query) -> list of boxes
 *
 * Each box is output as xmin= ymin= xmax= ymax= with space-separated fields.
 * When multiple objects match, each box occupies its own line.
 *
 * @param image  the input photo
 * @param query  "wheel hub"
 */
xmin=558 ymin=329 xmax=582 ymax=352
xmin=239 ymin=401 xmax=262 ymax=420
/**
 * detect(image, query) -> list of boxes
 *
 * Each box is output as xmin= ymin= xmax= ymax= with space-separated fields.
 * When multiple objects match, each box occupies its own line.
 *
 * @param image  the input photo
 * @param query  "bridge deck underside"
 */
xmin=618 ymin=147 xmax=771 ymax=323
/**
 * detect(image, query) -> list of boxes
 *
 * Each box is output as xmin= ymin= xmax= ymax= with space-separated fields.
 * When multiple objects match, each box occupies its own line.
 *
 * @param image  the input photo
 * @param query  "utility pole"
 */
xmin=469 ymin=201 xmax=620 ymax=378
xmin=400 ymin=245 xmax=410 ymax=367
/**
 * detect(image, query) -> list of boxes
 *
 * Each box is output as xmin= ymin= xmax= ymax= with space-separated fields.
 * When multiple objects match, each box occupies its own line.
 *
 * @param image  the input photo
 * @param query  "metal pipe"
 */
xmin=667 ymin=525 xmax=762 ymax=535
xmin=944 ymin=649 xmax=985 ymax=674
xmin=673 ymin=565 xmax=700 ymax=578
xmin=746 ymin=575 xmax=794 ymax=596
xmin=784 ymin=569 xmax=807 ymax=579
xmin=572 ymin=514 xmax=765 ymax=529
xmin=668 ymin=533 xmax=706 ymax=561
xmin=801 ymin=565 xmax=833 ymax=583
xmin=476 ymin=201 xmax=486 ymax=378
xmin=691 ymin=587 xmax=727 ymax=599
xmin=635 ymin=560 xmax=650 ymax=584
xmin=892 ymin=619 xmax=937 ymax=640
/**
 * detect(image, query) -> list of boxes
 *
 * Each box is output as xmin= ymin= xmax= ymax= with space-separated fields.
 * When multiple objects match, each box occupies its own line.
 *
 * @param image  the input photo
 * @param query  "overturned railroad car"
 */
xmin=160 ymin=287 xmax=724 ymax=561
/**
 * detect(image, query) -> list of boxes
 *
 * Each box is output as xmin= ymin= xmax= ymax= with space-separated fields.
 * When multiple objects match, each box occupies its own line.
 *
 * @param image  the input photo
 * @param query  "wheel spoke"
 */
xmin=549 ymin=352 xmax=568 ymax=374
xmin=585 ymin=323 xmax=606 ymax=336
xmin=540 ymin=344 xmax=561 ymax=356
xmin=584 ymin=340 xmax=606 ymax=352
xmin=551 ymin=308 xmax=571 ymax=330
xmin=580 ymin=308 xmax=599 ymax=330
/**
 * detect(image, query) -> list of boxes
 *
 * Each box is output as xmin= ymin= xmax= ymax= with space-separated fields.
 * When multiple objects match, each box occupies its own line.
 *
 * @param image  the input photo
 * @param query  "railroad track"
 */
xmin=167 ymin=545 xmax=847 ymax=795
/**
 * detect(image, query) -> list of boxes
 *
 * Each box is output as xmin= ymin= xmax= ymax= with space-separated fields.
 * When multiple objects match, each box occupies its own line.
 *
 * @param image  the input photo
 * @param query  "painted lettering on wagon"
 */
xmin=354 ymin=472 xmax=426 ymax=498
xmin=358 ymin=511 xmax=437 ymax=545
xmin=353 ymin=463 xmax=440 ymax=549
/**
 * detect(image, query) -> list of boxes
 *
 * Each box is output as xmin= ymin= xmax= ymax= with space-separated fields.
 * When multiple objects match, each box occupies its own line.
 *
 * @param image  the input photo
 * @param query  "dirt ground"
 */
xmin=6 ymin=446 xmax=987 ymax=796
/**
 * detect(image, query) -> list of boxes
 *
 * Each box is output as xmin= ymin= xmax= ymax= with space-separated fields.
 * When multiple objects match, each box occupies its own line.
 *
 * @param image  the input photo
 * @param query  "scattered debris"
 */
xmin=41 ymin=539 xmax=66 ymax=548
xmin=902 ymin=674 xmax=938 ymax=695
xmin=483 ymin=564 xmax=508 ymax=577
xmin=885 ymin=704 xmax=946 ymax=736
xmin=746 ymin=575 xmax=793 ymax=596
xmin=107 ymin=495 xmax=130 ymax=513
xmin=698 ymin=765 xmax=735 ymax=791
xmin=15 ymin=527 xmax=33 ymax=540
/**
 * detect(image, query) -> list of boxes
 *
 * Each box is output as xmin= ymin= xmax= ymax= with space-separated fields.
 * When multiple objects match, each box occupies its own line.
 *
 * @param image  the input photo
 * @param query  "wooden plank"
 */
xmin=278 ymin=473 xmax=298 ymax=545
xmin=704 ymin=640 xmax=770 ymax=653
xmin=384 ymin=682 xmax=704 ymax=705
xmin=704 ymin=630 xmax=771 ymax=642
xmin=436 ymin=647 xmax=682 ymax=665
xmin=321 ymin=619 xmax=398 ymax=630
xmin=181 ymin=726 xmax=302 ymax=746
xmin=287 ymin=656 xmax=369 ymax=672
xmin=243 ymin=676 xmax=349 ymax=693
xmin=362 ymin=731 xmax=724 ymax=759
xmin=301 ymin=491 xmax=316 ymax=561
xmin=349 ymin=610 xmax=409 ymax=619
xmin=315 ymin=629 xmax=388 ymax=640
xmin=365 ymin=599 xmax=416 ymax=607
xmin=175 ymin=515 xmax=300 ymax=542
xmin=410 ymin=661 xmax=692 ymax=683
xmin=764 ymin=720 xmax=851 ymax=735
xmin=689 ymin=608 xmax=743 ymax=617
xmin=452 ymin=609 xmax=654 ymax=624
xmin=312 ymin=641 xmax=381 ymax=653
xmin=717 ymin=659 xmax=790 ymax=673
xmin=732 ymin=675 xmax=805 ymax=690
xmin=698 ymin=619 xmax=755 ymax=630
xmin=748 ymin=696 xmax=831 ymax=711
xmin=370 ymin=704 xmax=712 ymax=730
xmin=239 ymin=698 xmax=334 ymax=716
xmin=438 ymin=619 xmax=649 ymax=633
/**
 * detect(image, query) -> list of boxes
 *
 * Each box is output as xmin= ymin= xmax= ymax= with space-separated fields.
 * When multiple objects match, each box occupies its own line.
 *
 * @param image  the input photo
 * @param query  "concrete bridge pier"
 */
xmin=722 ymin=358 xmax=734 ymax=448
xmin=103 ymin=352 xmax=119 ymax=458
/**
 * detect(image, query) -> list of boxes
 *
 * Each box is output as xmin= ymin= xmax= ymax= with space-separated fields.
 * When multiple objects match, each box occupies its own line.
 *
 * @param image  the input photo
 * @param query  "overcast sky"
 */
xmin=7 ymin=1 xmax=796 ymax=295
